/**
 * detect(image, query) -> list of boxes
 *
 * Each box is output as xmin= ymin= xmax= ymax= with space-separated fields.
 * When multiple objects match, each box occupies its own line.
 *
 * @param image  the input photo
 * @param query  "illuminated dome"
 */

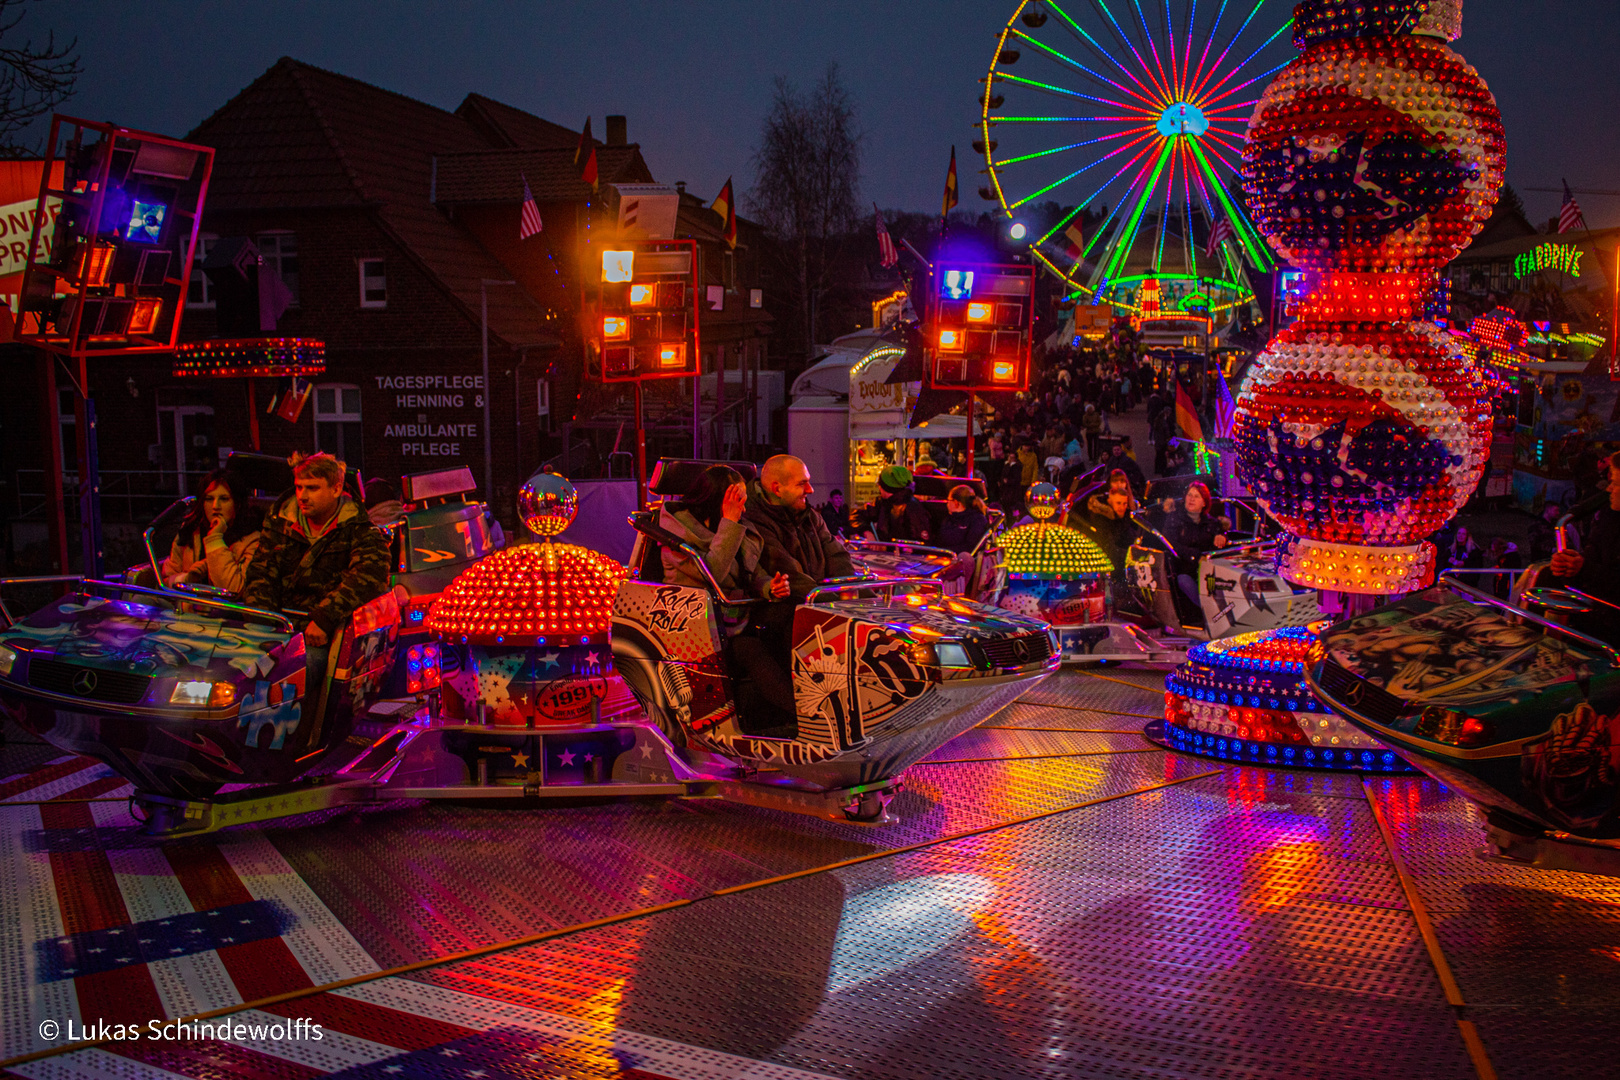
xmin=425 ymin=543 xmax=625 ymax=646
xmin=999 ymin=522 xmax=1114 ymax=579
xmin=1160 ymin=624 xmax=1412 ymax=772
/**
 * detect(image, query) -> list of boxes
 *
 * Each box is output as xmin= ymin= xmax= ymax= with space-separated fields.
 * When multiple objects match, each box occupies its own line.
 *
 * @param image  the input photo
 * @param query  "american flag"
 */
xmin=519 ymin=173 xmax=542 ymax=239
xmin=874 ymin=204 xmax=897 ymax=267
xmin=1205 ymin=217 xmax=1235 ymax=258
xmin=1559 ymin=180 xmax=1586 ymax=234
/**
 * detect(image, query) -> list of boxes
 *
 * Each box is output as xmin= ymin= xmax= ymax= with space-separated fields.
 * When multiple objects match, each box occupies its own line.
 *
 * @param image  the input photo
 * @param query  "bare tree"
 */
xmin=0 ymin=0 xmax=77 ymax=159
xmin=749 ymin=64 xmax=861 ymax=360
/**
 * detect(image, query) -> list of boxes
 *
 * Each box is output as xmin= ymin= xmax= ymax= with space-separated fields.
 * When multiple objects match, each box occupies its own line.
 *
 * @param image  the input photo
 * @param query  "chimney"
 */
xmin=606 ymin=115 xmax=627 ymax=146
xmin=675 ymin=180 xmax=686 ymax=195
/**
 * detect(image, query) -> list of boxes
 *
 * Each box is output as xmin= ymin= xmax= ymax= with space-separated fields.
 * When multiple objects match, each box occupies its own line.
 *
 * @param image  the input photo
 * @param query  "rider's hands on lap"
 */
xmin=1551 ymin=550 xmax=1584 ymax=578
xmin=1162 ymin=497 xmax=1176 ymax=512
xmin=305 ymin=622 xmax=329 ymax=647
xmin=722 ymin=482 xmax=747 ymax=523
xmin=1214 ymin=534 xmax=1227 ymax=547
xmin=768 ymin=572 xmax=790 ymax=600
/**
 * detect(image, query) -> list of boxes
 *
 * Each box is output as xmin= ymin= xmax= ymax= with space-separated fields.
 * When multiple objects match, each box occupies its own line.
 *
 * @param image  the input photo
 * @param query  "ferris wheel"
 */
xmin=980 ymin=0 xmax=1293 ymax=317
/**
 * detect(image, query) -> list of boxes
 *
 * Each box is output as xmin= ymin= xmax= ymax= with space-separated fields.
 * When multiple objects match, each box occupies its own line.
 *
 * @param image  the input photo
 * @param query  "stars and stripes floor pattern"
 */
xmin=1 ymin=669 xmax=1617 ymax=1079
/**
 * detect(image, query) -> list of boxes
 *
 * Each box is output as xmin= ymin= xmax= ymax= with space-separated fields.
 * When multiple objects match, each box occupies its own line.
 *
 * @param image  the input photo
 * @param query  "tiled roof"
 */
xmin=187 ymin=58 xmax=560 ymax=349
xmin=433 ymin=146 xmax=654 ymax=204
xmin=455 ymin=93 xmax=585 ymax=150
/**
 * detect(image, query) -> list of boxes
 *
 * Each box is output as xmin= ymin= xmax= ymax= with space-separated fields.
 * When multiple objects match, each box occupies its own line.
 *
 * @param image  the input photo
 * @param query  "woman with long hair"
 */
xmin=161 ymin=469 xmax=263 ymax=593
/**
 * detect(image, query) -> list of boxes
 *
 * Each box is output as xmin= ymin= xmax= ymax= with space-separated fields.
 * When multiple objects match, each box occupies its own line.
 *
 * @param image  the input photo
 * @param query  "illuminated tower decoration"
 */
xmin=427 ymin=473 xmax=627 ymax=728
xmin=1231 ymin=0 xmax=1503 ymax=598
xmin=995 ymin=483 xmax=1113 ymax=629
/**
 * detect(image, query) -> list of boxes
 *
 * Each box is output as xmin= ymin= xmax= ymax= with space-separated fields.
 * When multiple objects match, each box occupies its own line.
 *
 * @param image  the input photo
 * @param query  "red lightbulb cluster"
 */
xmin=425 ymin=542 xmax=625 ymax=646
xmin=1232 ymin=0 xmax=1503 ymax=594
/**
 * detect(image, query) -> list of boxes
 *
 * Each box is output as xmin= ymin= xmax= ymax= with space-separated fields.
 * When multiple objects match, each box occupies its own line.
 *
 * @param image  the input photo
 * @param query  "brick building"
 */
xmin=3 ymin=57 xmax=771 ymax=567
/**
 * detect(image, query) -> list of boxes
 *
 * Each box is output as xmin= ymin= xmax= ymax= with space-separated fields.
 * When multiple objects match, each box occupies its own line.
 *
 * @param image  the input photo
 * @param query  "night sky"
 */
xmin=30 ymin=0 xmax=1620 ymax=228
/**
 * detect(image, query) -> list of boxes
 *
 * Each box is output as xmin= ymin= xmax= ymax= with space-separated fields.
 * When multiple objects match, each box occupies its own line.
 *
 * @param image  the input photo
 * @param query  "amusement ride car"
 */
xmin=0 ymin=471 xmax=1060 ymax=834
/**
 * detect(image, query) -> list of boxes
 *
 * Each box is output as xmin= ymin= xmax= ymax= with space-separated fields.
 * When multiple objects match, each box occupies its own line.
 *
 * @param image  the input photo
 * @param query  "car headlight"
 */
xmin=935 ymin=642 xmax=971 ymax=668
xmin=0 ymin=642 xmax=16 ymax=678
xmin=170 ymin=680 xmax=236 ymax=708
xmin=1413 ymin=706 xmax=1490 ymax=748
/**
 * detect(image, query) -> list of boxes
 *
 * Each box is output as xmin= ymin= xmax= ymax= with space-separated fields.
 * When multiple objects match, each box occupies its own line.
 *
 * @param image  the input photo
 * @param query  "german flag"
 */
xmin=711 ymin=177 xmax=737 ymax=249
xmin=941 ymin=146 xmax=958 ymax=219
xmin=1175 ymin=380 xmax=1205 ymax=443
xmin=573 ymin=117 xmax=592 ymax=167
xmin=580 ymin=145 xmax=598 ymax=193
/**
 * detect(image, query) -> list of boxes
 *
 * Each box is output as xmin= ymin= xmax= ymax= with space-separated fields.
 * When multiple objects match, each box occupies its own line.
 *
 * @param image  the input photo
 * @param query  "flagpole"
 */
xmin=1611 ymin=243 xmax=1619 ymax=374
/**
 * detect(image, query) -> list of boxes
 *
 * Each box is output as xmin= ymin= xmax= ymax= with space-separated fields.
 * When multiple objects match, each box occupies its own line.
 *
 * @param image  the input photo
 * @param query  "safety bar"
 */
xmin=1562 ymin=586 xmax=1620 ymax=615
xmin=805 ymin=576 xmax=946 ymax=605
xmin=1129 ymin=511 xmax=1182 ymax=559
xmin=0 ymin=575 xmax=296 ymax=634
xmin=844 ymin=538 xmax=959 ymax=561
xmin=1440 ymin=577 xmax=1620 ymax=666
xmin=144 ymin=496 xmax=195 ymax=584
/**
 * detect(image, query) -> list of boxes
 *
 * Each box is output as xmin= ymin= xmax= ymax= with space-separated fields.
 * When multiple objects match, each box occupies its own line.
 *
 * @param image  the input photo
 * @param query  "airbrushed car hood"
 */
xmin=825 ymin=594 xmax=1048 ymax=640
xmin=1319 ymin=595 xmax=1605 ymax=709
xmin=8 ymin=594 xmax=288 ymax=680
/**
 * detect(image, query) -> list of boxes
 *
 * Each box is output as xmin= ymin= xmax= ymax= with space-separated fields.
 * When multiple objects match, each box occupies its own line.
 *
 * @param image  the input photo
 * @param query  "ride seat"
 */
xmin=648 ymin=459 xmax=759 ymax=499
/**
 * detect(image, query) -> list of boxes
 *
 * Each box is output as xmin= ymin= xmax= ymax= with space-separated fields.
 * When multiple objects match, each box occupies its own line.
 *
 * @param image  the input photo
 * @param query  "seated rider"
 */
xmin=241 ymin=453 xmax=390 ymax=723
xmin=1549 ymin=451 xmax=1620 ymax=640
xmin=938 ymin=484 xmax=991 ymax=555
xmin=659 ymin=465 xmax=794 ymax=719
xmin=162 ymin=468 xmax=262 ymax=593
xmin=1158 ymin=480 xmax=1229 ymax=613
xmin=1069 ymin=472 xmax=1141 ymax=581
xmin=744 ymin=455 xmax=856 ymax=706
xmin=867 ymin=465 xmax=933 ymax=545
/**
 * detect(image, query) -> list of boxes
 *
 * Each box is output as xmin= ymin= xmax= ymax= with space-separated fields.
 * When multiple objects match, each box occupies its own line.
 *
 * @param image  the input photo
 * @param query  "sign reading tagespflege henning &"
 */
xmin=0 ymin=160 xmax=64 ymax=297
xmin=375 ymin=373 xmax=483 ymax=460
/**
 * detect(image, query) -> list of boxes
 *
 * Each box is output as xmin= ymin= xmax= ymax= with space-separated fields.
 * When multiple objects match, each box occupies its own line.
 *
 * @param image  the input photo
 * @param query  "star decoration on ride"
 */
xmin=558 ymin=750 xmax=575 ymax=766
xmin=510 ymin=750 xmax=529 ymax=768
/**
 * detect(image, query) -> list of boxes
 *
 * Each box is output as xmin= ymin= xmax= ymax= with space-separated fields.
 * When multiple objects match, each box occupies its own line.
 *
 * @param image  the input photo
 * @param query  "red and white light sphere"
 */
xmin=1233 ymin=0 xmax=1503 ymax=594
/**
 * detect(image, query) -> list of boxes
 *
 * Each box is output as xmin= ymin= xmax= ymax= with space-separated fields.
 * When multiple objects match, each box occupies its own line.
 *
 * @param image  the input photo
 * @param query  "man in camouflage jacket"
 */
xmin=242 ymin=456 xmax=390 ymax=644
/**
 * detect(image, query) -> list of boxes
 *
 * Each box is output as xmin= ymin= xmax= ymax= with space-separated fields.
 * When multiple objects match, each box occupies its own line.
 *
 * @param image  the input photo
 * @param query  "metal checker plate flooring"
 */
xmin=0 ymin=668 xmax=1614 ymax=1079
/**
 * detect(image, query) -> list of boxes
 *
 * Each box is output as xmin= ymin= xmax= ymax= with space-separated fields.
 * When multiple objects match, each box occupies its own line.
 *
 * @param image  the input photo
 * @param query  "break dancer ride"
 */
xmin=0 ymin=473 xmax=1059 ymax=833
xmin=1160 ymin=0 xmax=1507 ymax=774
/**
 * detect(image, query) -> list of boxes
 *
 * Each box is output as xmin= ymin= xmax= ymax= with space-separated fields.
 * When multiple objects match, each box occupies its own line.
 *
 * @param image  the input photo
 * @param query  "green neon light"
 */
xmin=1104 ymin=141 xmax=1173 ymax=281
xmin=1188 ymin=138 xmax=1272 ymax=269
xmin=1514 ymin=242 xmax=1582 ymax=279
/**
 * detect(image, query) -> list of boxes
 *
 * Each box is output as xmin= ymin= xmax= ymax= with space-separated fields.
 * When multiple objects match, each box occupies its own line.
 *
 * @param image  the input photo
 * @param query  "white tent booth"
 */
xmin=787 ymin=329 xmax=980 ymax=509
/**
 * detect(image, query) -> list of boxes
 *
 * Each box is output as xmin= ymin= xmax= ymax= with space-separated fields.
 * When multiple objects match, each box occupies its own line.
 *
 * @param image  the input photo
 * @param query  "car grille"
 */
xmin=28 ymin=659 xmax=151 ymax=705
xmin=976 ymin=633 xmax=1053 ymax=669
xmin=1315 ymin=661 xmax=1408 ymax=726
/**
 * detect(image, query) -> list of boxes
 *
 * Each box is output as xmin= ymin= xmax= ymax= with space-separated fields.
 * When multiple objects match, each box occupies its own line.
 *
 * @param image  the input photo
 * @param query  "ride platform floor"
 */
xmin=1 ymin=668 xmax=1616 ymax=1079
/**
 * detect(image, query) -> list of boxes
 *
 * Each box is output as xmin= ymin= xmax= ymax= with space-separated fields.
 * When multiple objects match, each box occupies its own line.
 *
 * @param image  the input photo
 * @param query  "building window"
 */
xmin=314 ymin=383 xmax=363 ymax=473
xmin=186 ymin=235 xmax=218 ymax=308
xmin=257 ymin=232 xmax=300 ymax=306
xmin=536 ymin=377 xmax=551 ymax=434
xmin=359 ymin=258 xmax=386 ymax=308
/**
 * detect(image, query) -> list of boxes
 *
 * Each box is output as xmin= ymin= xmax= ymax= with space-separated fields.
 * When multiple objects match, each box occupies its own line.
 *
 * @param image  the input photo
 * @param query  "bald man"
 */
xmin=744 ymin=454 xmax=855 ymax=602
